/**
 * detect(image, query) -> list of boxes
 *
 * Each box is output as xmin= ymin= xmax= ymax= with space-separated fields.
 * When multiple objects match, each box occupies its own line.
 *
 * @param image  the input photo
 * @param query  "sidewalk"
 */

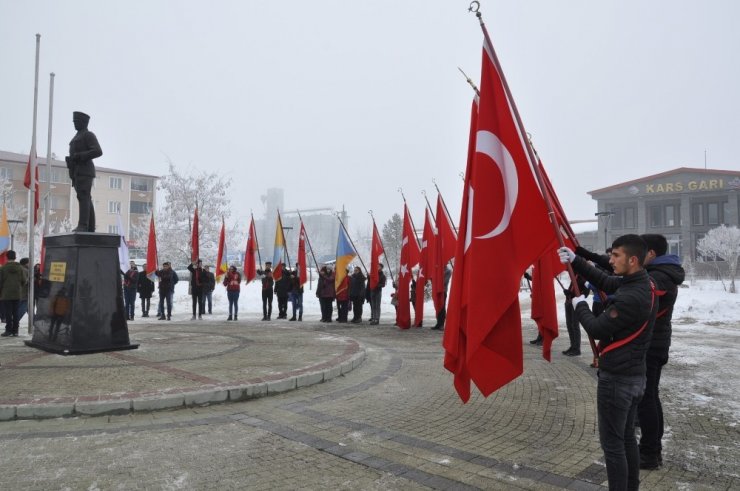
xmin=0 ymin=315 xmax=365 ymax=420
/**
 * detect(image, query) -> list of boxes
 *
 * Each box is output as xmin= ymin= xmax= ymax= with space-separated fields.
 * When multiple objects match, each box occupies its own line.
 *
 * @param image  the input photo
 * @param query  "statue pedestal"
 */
xmin=25 ymin=233 xmax=138 ymax=355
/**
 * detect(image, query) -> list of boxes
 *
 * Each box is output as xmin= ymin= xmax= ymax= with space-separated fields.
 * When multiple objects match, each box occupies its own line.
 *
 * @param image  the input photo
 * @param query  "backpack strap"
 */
xmin=599 ymin=280 xmax=656 ymax=355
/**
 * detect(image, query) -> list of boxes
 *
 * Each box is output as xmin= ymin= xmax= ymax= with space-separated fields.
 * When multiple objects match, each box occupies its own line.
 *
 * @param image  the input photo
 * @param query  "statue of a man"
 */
xmin=66 ymin=111 xmax=102 ymax=232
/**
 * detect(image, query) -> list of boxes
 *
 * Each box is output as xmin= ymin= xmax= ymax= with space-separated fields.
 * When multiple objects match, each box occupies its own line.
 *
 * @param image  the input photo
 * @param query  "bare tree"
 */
xmin=697 ymin=225 xmax=740 ymax=293
xmin=156 ymin=161 xmax=232 ymax=267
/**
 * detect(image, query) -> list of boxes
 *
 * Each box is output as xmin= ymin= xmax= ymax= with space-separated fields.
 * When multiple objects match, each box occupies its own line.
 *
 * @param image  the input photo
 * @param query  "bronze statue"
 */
xmin=66 ymin=111 xmax=102 ymax=232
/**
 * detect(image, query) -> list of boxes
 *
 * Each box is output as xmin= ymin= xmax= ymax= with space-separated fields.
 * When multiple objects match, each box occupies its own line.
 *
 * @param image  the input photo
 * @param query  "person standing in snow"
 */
xmin=223 ymin=265 xmax=241 ymax=321
xmin=637 ymin=234 xmax=685 ymax=471
xmin=559 ymin=235 xmax=657 ymax=491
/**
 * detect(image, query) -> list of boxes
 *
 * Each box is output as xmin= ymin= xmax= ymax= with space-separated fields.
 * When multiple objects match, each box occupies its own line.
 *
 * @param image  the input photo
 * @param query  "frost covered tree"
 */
xmin=697 ymin=224 xmax=740 ymax=293
xmin=156 ymin=162 xmax=231 ymax=266
xmin=382 ymin=213 xmax=402 ymax=273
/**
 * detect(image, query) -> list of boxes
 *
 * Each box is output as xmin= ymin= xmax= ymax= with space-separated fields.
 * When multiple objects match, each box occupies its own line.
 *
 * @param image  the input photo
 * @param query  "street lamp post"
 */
xmin=594 ymin=211 xmax=615 ymax=252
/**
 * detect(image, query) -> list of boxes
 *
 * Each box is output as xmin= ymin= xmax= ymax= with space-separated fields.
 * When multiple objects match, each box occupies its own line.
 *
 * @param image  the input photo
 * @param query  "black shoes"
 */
xmin=562 ymin=348 xmax=581 ymax=356
xmin=1 ymin=331 xmax=12 ymax=337
xmin=639 ymin=454 xmax=662 ymax=470
xmin=227 ymin=316 xmax=232 ymax=321
xmin=530 ymin=335 xmax=543 ymax=346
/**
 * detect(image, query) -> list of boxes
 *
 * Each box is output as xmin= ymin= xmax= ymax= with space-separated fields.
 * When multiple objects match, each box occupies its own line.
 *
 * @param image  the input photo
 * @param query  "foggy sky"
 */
xmin=1 ymin=0 xmax=738 ymax=234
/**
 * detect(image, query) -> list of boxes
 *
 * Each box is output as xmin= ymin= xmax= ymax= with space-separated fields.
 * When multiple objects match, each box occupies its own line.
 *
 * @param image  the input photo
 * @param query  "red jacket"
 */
xmin=223 ymin=271 xmax=241 ymax=292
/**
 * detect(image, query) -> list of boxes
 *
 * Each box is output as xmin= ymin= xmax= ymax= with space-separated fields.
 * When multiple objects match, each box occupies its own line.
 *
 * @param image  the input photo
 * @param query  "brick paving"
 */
xmin=0 ymin=312 xmax=737 ymax=489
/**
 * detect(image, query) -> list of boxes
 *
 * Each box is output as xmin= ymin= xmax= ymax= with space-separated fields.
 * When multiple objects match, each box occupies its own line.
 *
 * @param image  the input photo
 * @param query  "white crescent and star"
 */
xmin=464 ymin=130 xmax=519 ymax=252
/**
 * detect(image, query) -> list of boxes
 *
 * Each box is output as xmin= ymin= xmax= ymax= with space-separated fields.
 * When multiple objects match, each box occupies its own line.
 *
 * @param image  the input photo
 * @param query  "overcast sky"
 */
xmin=1 ymin=1 xmax=738 ymax=233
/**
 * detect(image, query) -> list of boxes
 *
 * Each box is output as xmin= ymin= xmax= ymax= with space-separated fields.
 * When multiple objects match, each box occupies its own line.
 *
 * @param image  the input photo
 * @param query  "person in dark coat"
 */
xmin=155 ymin=262 xmax=178 ymax=320
xmin=257 ymin=263 xmax=274 ymax=321
xmin=335 ymin=268 xmax=350 ymax=323
xmin=637 ymin=234 xmax=685 ymax=470
xmin=560 ymin=235 xmax=657 ymax=491
xmin=317 ymin=266 xmax=335 ymax=322
xmin=274 ymin=269 xmax=291 ymax=319
xmin=123 ymin=261 xmax=139 ymax=321
xmin=137 ymin=264 xmax=155 ymax=318
xmin=203 ymin=265 xmax=216 ymax=315
xmin=0 ymin=250 xmax=28 ymax=337
xmin=187 ymin=259 xmax=206 ymax=320
xmin=349 ymin=267 xmax=366 ymax=323
xmin=369 ymin=264 xmax=386 ymax=325
xmin=288 ymin=269 xmax=303 ymax=321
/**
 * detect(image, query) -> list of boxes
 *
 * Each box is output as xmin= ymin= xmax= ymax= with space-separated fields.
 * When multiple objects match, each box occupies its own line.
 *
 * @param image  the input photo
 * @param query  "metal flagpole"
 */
xmin=27 ymin=34 xmax=41 ymax=335
xmin=44 ymin=73 xmax=54 ymax=235
xmin=432 ymin=179 xmax=458 ymax=235
xmin=277 ymin=210 xmax=291 ymax=269
xmin=470 ymin=2 xmax=597 ymax=357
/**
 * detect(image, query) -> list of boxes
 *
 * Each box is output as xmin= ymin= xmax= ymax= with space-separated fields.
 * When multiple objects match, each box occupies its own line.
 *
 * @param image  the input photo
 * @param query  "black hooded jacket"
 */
xmin=571 ymin=257 xmax=657 ymax=376
xmin=645 ymin=254 xmax=685 ymax=351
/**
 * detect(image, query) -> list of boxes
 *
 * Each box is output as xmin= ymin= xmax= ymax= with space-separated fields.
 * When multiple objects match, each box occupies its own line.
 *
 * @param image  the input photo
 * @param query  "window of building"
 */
xmin=109 ymin=177 xmax=122 ymax=189
xmin=108 ymin=201 xmax=121 ymax=214
xmin=624 ymin=207 xmax=636 ymax=229
xmin=130 ymin=201 xmax=151 ymax=214
xmin=665 ymin=205 xmax=676 ymax=227
xmin=666 ymin=234 xmax=681 ymax=257
xmin=692 ymin=203 xmax=704 ymax=225
xmin=609 ymin=207 xmax=623 ymax=229
xmin=108 ymin=225 xmax=119 ymax=234
xmin=131 ymin=178 xmax=152 ymax=192
xmin=649 ymin=205 xmax=662 ymax=228
xmin=0 ymin=168 xmax=12 ymax=180
xmin=707 ymin=203 xmax=720 ymax=225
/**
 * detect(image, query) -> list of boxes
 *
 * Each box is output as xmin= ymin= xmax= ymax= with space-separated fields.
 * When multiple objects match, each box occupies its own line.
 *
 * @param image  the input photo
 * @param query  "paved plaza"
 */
xmin=0 ymin=309 xmax=737 ymax=490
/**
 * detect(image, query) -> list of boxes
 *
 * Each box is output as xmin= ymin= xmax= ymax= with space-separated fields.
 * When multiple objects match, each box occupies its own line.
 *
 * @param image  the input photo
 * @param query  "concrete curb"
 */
xmin=0 ymin=348 xmax=366 ymax=422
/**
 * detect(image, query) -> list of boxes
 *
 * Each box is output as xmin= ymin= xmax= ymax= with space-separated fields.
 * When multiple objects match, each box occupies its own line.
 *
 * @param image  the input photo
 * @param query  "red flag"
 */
xmin=38 ymin=236 xmax=45 ymax=271
xmin=436 ymin=194 xmax=457 ymax=264
xmin=442 ymin=42 xmax=555 ymax=402
xmin=297 ymin=221 xmax=308 ymax=286
xmin=530 ymin=257 xmax=558 ymax=361
xmin=413 ymin=207 xmax=437 ymax=327
xmin=215 ymin=217 xmax=227 ymax=282
xmin=395 ymin=203 xmax=420 ymax=329
xmin=24 ymin=149 xmax=40 ymax=225
xmin=146 ymin=214 xmax=158 ymax=281
xmin=369 ymin=221 xmax=384 ymax=290
xmin=244 ymin=217 xmax=258 ymax=283
xmin=191 ymin=205 xmax=199 ymax=262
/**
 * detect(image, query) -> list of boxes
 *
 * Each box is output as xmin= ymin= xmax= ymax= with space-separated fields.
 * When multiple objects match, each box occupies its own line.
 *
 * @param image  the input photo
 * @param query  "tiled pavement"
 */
xmin=0 ymin=314 xmax=736 ymax=490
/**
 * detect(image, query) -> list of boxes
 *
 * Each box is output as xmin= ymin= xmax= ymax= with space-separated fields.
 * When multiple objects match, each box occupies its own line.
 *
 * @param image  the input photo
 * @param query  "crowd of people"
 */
xmin=117 ymin=259 xmax=393 ymax=326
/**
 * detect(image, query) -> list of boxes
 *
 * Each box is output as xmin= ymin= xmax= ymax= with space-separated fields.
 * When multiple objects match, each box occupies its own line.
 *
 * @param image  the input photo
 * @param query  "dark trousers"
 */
xmin=277 ymin=294 xmax=289 ymax=318
xmin=205 ymin=291 xmax=213 ymax=314
xmin=319 ymin=297 xmax=333 ymax=321
xmin=3 ymin=299 xmax=20 ymax=334
xmin=564 ymin=301 xmax=581 ymax=351
xmin=290 ymin=292 xmax=303 ymax=319
xmin=337 ymin=299 xmax=349 ymax=322
xmin=262 ymin=292 xmax=273 ymax=319
xmin=124 ymin=288 xmax=137 ymax=319
xmin=158 ymin=291 xmax=173 ymax=318
xmin=227 ymin=290 xmax=239 ymax=317
xmin=75 ymin=175 xmax=96 ymax=231
xmin=598 ymin=371 xmax=645 ymax=491
xmin=351 ymin=298 xmax=363 ymax=320
xmin=638 ymin=348 xmax=669 ymax=462
xmin=141 ymin=297 xmax=150 ymax=315
xmin=191 ymin=288 xmax=204 ymax=316
xmin=370 ymin=289 xmax=382 ymax=321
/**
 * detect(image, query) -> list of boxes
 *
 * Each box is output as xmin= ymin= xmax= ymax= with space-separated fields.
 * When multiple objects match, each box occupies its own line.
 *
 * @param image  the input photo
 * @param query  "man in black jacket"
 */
xmin=187 ymin=259 xmax=206 ymax=320
xmin=559 ymin=234 xmax=657 ymax=491
xmin=274 ymin=270 xmax=291 ymax=319
xmin=637 ymin=234 xmax=685 ymax=470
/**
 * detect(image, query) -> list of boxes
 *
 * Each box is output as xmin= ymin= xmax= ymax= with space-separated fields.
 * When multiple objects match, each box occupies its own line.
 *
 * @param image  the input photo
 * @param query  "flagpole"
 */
xmin=296 ymin=211 xmax=320 ymax=271
xmin=27 ymin=33 xmax=41 ymax=335
xmin=472 ymin=4 xmax=597 ymax=357
xmin=433 ymin=179 xmax=458 ymax=235
xmin=44 ymin=72 xmax=54 ymax=235
xmin=368 ymin=211 xmax=394 ymax=279
xmin=250 ymin=211 xmax=263 ymax=268
xmin=335 ymin=213 xmax=367 ymax=274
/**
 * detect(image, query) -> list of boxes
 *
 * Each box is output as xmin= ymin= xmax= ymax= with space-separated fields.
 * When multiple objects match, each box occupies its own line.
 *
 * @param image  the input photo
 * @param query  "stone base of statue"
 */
xmin=25 ymin=232 xmax=138 ymax=355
